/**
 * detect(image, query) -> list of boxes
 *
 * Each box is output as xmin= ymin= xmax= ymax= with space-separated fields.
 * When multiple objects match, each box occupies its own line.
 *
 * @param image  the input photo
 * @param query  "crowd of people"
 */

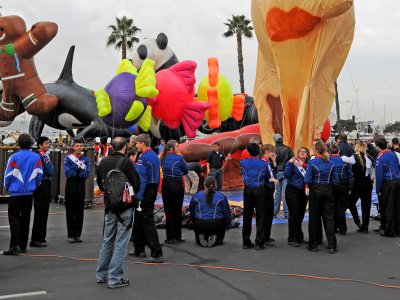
xmin=2 ymin=132 xmax=400 ymax=289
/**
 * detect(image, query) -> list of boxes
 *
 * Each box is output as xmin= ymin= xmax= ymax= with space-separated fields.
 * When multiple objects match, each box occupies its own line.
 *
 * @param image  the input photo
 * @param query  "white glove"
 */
xmin=305 ymin=188 xmax=310 ymax=196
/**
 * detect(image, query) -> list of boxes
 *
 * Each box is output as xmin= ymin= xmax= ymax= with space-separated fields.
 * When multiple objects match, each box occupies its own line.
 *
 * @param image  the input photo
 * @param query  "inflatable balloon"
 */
xmin=29 ymin=46 xmax=131 ymax=140
xmin=251 ymin=0 xmax=355 ymax=150
xmin=148 ymin=61 xmax=210 ymax=138
xmin=197 ymin=58 xmax=245 ymax=129
xmin=95 ymin=59 xmax=158 ymax=131
xmin=321 ymin=119 xmax=331 ymax=142
xmin=0 ymin=15 xmax=58 ymax=126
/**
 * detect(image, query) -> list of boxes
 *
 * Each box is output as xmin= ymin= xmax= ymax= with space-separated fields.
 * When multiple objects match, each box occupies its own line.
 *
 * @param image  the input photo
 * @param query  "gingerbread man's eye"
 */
xmin=0 ymin=27 xmax=3 ymax=31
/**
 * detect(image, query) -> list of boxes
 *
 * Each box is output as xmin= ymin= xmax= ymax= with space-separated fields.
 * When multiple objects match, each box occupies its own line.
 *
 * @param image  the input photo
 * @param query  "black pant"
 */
xmin=348 ymin=178 xmax=373 ymax=230
xmin=210 ymin=168 xmax=223 ymax=191
xmin=194 ymin=219 xmax=227 ymax=246
xmin=162 ymin=177 xmax=184 ymax=241
xmin=381 ymin=180 xmax=400 ymax=236
xmin=264 ymin=186 xmax=275 ymax=241
xmin=333 ymin=180 xmax=350 ymax=234
xmin=133 ymin=183 xmax=163 ymax=258
xmin=31 ymin=180 xmax=52 ymax=243
xmin=242 ymin=186 xmax=266 ymax=246
xmin=8 ymin=195 xmax=33 ymax=250
xmin=308 ymin=184 xmax=337 ymax=250
xmin=286 ymin=184 xmax=308 ymax=242
xmin=65 ymin=177 xmax=86 ymax=238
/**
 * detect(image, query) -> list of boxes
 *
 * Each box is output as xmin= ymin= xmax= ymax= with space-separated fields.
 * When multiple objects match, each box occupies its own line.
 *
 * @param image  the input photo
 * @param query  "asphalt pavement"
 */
xmin=0 ymin=201 xmax=399 ymax=300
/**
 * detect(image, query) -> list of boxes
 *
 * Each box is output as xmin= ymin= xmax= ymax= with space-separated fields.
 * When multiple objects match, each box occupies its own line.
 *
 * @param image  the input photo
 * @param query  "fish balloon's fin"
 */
xmin=136 ymin=59 xmax=159 ymax=98
xmin=231 ymin=94 xmax=245 ymax=121
xmin=125 ymin=100 xmax=145 ymax=122
xmin=207 ymin=87 xmax=221 ymax=128
xmin=95 ymin=88 xmax=112 ymax=117
xmin=207 ymin=57 xmax=219 ymax=87
xmin=137 ymin=106 xmax=152 ymax=131
xmin=116 ymin=59 xmax=138 ymax=76
xmin=57 ymin=46 xmax=75 ymax=83
xmin=169 ymin=60 xmax=197 ymax=94
xmin=181 ymin=101 xmax=211 ymax=138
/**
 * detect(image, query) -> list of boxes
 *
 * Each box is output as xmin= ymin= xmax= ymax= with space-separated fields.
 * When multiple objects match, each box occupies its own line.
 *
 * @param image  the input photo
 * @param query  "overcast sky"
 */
xmin=2 ymin=0 xmax=400 ymax=128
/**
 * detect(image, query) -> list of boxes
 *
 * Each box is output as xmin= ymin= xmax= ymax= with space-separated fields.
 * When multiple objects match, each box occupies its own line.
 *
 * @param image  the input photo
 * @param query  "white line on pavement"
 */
xmin=0 ymin=291 xmax=47 ymax=299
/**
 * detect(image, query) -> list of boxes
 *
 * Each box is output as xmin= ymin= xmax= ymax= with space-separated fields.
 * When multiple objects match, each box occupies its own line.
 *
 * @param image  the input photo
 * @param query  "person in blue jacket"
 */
xmin=160 ymin=140 xmax=188 ymax=244
xmin=260 ymin=144 xmax=278 ymax=246
xmin=189 ymin=176 xmax=231 ymax=247
xmin=329 ymin=144 xmax=353 ymax=235
xmin=64 ymin=138 xmax=90 ymax=243
xmin=3 ymin=134 xmax=43 ymax=255
xmin=284 ymin=147 xmax=310 ymax=247
xmin=375 ymin=137 xmax=400 ymax=237
xmin=30 ymin=136 xmax=55 ymax=248
xmin=131 ymin=134 xmax=163 ymax=263
xmin=240 ymin=143 xmax=272 ymax=250
xmin=305 ymin=142 xmax=339 ymax=254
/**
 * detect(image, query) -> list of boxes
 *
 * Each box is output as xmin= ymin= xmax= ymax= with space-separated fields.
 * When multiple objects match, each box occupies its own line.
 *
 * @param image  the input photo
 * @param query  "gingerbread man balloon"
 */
xmin=0 ymin=15 xmax=58 ymax=126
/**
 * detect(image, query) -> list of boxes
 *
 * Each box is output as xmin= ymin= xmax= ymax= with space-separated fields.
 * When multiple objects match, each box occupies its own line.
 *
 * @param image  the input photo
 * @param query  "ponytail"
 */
xmin=204 ymin=176 xmax=216 ymax=206
xmin=160 ymin=140 xmax=177 ymax=162
xmin=314 ymin=142 xmax=329 ymax=162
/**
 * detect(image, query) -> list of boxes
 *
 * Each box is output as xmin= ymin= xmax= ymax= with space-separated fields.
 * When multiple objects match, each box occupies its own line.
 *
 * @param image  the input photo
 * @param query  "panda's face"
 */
xmin=131 ymin=38 xmax=178 ymax=72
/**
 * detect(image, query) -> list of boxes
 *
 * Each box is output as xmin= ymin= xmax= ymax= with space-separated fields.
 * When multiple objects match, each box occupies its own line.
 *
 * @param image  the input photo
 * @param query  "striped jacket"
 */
xmin=4 ymin=149 xmax=43 ymax=196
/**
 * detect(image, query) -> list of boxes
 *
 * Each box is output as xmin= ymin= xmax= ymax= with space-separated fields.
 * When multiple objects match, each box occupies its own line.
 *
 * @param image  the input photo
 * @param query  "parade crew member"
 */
xmin=260 ymin=144 xmax=278 ymax=246
xmin=160 ymin=140 xmax=188 ymax=244
xmin=3 ymin=134 xmax=43 ymax=255
xmin=273 ymin=133 xmax=294 ymax=219
xmin=284 ymin=147 xmax=310 ymax=247
xmin=240 ymin=143 xmax=271 ymax=250
xmin=189 ymin=176 xmax=231 ymax=247
xmin=337 ymin=133 xmax=354 ymax=157
xmin=30 ymin=136 xmax=55 ymax=248
xmin=347 ymin=141 xmax=373 ymax=233
xmin=64 ymin=138 xmax=90 ymax=243
xmin=305 ymin=142 xmax=339 ymax=254
xmin=375 ymin=137 xmax=400 ymax=237
xmin=329 ymin=144 xmax=353 ymax=235
xmin=131 ymin=134 xmax=164 ymax=263
xmin=207 ymin=142 xmax=231 ymax=191
xmin=158 ymin=139 xmax=165 ymax=155
xmin=184 ymin=162 xmax=202 ymax=195
xmin=240 ymin=137 xmax=261 ymax=160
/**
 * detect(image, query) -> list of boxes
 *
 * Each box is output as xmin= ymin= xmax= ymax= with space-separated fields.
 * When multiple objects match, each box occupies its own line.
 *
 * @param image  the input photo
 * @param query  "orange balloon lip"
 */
xmin=266 ymin=7 xmax=321 ymax=42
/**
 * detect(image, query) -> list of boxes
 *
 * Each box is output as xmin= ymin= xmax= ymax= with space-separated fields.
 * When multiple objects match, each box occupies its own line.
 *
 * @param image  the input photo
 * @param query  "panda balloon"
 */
xmin=131 ymin=33 xmax=179 ymax=72
xmin=131 ymin=33 xmax=183 ymax=145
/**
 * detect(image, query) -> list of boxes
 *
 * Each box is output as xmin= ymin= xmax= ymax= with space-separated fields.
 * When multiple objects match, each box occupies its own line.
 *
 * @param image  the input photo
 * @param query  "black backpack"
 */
xmin=103 ymin=157 xmax=138 ymax=215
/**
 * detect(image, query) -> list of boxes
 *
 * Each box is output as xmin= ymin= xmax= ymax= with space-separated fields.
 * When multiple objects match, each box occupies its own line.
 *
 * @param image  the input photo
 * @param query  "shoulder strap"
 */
xmin=115 ymin=156 xmax=126 ymax=171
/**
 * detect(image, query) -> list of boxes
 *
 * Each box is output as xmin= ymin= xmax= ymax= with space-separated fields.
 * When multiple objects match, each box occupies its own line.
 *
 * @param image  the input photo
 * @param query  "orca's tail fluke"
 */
xmin=57 ymin=46 xmax=75 ymax=82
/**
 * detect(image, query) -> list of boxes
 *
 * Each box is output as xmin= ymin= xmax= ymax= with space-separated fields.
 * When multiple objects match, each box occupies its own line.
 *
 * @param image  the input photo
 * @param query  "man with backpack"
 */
xmin=95 ymin=137 xmax=141 ymax=289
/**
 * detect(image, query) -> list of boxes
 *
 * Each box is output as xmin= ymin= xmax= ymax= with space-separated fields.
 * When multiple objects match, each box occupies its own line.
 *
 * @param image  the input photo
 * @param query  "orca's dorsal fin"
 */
xmin=57 ymin=46 xmax=75 ymax=82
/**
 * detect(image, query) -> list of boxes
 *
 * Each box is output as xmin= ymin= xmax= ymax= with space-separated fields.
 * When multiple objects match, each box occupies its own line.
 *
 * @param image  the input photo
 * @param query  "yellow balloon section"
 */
xmin=197 ymin=74 xmax=233 ymax=122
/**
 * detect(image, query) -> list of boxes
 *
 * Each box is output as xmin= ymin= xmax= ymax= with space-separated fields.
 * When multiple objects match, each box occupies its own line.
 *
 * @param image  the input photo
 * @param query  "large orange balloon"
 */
xmin=251 ymin=0 xmax=355 ymax=151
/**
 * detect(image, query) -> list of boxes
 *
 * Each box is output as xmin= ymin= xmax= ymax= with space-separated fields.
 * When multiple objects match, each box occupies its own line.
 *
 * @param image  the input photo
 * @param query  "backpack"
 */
xmin=103 ymin=157 xmax=138 ymax=215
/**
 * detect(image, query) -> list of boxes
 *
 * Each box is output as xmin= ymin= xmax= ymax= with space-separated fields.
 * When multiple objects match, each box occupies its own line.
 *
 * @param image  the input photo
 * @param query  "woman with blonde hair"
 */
xmin=305 ymin=142 xmax=339 ymax=254
xmin=347 ymin=141 xmax=373 ymax=233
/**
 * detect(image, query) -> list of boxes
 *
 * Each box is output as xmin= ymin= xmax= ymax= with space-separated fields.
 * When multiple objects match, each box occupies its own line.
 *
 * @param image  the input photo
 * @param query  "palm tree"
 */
xmin=106 ymin=16 xmax=141 ymax=59
xmin=223 ymin=15 xmax=253 ymax=93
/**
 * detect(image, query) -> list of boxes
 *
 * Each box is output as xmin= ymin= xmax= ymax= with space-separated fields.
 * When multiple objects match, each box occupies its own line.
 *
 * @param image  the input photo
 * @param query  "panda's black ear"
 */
xmin=156 ymin=33 xmax=168 ymax=50
xmin=137 ymin=45 xmax=147 ymax=60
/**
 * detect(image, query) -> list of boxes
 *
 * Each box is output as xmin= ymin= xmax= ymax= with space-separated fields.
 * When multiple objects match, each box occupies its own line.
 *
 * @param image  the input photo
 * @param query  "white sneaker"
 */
xmin=207 ymin=234 xmax=217 ymax=247
xmin=198 ymin=234 xmax=208 ymax=247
